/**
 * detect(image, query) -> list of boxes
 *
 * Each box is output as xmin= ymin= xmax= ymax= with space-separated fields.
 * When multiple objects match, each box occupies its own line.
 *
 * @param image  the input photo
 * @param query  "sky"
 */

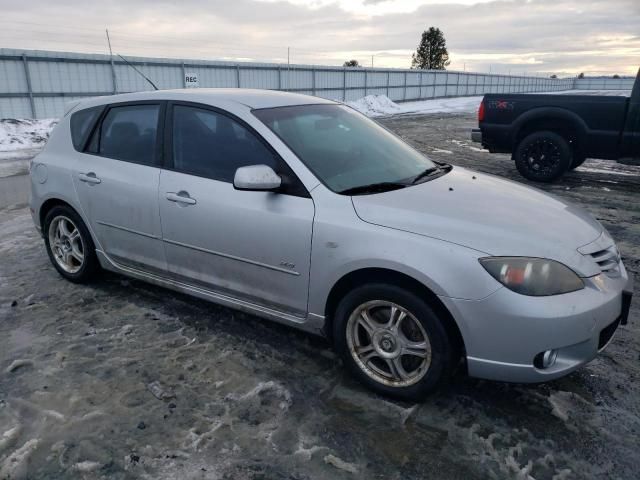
xmin=0 ymin=0 xmax=638 ymax=76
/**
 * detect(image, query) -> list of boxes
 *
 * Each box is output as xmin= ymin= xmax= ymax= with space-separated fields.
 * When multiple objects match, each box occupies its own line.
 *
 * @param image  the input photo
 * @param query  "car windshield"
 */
xmin=253 ymin=104 xmax=438 ymax=193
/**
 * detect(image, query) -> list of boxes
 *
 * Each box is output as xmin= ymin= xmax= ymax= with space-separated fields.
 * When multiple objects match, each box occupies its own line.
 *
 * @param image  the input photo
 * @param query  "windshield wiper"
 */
xmin=411 ymin=163 xmax=452 ymax=184
xmin=339 ymin=182 xmax=408 ymax=196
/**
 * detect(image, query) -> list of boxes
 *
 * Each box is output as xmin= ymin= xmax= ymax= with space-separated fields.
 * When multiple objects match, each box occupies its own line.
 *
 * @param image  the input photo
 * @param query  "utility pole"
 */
xmin=371 ymin=55 xmax=374 ymax=68
xmin=106 ymin=28 xmax=117 ymax=94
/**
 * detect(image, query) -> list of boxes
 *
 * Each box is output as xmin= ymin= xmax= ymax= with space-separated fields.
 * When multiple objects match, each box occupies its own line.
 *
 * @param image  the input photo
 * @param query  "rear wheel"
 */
xmin=333 ymin=284 xmax=454 ymax=401
xmin=514 ymin=131 xmax=572 ymax=182
xmin=44 ymin=206 xmax=99 ymax=283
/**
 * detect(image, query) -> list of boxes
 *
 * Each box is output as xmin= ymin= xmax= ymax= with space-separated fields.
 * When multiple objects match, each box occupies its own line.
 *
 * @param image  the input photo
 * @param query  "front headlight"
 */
xmin=479 ymin=257 xmax=584 ymax=296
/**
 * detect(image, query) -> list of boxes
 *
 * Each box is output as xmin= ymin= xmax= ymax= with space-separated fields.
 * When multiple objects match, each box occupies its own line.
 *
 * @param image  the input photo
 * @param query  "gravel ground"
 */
xmin=1 ymin=112 xmax=639 ymax=480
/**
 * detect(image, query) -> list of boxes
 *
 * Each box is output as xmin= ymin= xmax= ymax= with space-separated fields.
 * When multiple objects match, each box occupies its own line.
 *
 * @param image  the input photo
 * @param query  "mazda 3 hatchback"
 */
xmin=31 ymin=89 xmax=633 ymax=400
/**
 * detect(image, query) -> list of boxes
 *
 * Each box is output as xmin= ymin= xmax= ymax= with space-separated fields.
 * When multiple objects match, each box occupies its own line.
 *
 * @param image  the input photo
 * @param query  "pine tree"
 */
xmin=411 ymin=27 xmax=450 ymax=70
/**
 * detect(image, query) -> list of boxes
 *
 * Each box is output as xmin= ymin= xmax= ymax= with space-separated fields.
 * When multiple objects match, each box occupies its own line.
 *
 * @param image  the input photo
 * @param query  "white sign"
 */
xmin=184 ymin=72 xmax=199 ymax=88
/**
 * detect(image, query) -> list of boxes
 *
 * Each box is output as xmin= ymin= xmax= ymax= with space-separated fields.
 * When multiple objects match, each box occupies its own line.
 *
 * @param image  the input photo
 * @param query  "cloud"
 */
xmin=0 ymin=0 xmax=637 ymax=75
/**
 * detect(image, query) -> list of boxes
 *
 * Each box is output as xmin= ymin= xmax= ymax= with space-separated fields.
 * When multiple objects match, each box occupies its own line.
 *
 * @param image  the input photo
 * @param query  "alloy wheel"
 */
xmin=346 ymin=300 xmax=432 ymax=387
xmin=48 ymin=215 xmax=85 ymax=274
xmin=523 ymin=139 xmax=561 ymax=175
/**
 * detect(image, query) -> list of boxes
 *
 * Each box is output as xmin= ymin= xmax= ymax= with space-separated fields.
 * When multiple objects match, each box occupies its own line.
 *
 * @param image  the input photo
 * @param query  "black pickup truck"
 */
xmin=472 ymin=68 xmax=639 ymax=182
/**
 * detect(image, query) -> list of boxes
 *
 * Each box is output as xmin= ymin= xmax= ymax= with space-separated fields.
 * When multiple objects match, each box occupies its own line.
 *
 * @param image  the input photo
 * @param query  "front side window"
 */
xmin=253 ymin=104 xmax=438 ymax=193
xmin=97 ymin=104 xmax=160 ymax=165
xmin=171 ymin=105 xmax=277 ymax=182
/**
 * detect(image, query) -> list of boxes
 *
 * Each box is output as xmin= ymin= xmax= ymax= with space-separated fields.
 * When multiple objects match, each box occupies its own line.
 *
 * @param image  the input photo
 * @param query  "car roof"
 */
xmin=71 ymin=88 xmax=338 ymax=112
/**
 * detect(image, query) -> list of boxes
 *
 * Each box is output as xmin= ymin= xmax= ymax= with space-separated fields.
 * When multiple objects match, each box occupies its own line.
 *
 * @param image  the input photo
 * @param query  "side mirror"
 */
xmin=233 ymin=165 xmax=282 ymax=191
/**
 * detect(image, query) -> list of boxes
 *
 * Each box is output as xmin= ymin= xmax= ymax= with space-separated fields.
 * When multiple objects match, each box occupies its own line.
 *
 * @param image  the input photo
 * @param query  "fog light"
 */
xmin=534 ymin=349 xmax=558 ymax=369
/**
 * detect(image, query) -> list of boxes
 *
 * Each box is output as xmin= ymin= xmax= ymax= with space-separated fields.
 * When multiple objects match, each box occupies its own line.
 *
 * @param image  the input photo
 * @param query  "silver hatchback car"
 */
xmin=31 ymin=89 xmax=633 ymax=400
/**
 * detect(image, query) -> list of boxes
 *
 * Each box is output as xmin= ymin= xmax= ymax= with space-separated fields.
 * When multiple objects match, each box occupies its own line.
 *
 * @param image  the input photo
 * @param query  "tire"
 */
xmin=568 ymin=154 xmax=587 ymax=170
xmin=44 ymin=205 xmax=99 ymax=283
xmin=514 ymin=131 xmax=572 ymax=182
xmin=333 ymin=284 xmax=454 ymax=401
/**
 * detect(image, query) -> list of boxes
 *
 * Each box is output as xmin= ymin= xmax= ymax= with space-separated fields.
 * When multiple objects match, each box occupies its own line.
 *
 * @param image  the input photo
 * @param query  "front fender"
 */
xmin=307 ymin=197 xmax=502 ymax=320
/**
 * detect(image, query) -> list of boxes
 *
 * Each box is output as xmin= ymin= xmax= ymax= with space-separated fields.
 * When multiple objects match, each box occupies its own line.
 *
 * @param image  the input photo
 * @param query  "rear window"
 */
xmin=70 ymin=106 xmax=102 ymax=151
xmin=92 ymin=104 xmax=161 ymax=166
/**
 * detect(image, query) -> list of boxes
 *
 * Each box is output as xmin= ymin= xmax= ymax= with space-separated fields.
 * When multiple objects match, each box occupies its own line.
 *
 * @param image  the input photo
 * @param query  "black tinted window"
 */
xmin=70 ymin=106 xmax=102 ymax=151
xmin=172 ymin=105 xmax=276 ymax=182
xmin=99 ymin=105 xmax=160 ymax=165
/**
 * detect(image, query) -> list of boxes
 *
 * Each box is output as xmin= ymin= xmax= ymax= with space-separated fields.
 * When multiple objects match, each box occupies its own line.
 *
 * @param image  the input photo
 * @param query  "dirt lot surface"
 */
xmin=1 ymin=112 xmax=639 ymax=480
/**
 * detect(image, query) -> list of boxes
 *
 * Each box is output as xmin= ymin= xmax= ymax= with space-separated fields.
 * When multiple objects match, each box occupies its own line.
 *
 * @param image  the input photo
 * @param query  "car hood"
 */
xmin=351 ymin=166 xmax=604 ymax=276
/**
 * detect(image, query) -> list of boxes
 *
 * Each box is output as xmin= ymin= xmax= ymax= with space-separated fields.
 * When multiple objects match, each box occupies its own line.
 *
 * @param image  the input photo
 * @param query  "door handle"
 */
xmin=79 ymin=172 xmax=101 ymax=184
xmin=166 ymin=191 xmax=197 ymax=205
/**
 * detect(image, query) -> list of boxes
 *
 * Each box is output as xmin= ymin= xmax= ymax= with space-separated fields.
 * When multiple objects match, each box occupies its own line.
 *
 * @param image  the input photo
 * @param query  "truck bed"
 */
xmin=480 ymin=93 xmax=629 ymax=159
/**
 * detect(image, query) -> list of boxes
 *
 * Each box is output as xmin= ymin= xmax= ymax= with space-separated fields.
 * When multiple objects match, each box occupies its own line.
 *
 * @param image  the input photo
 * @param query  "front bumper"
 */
xmin=441 ymin=266 xmax=633 ymax=383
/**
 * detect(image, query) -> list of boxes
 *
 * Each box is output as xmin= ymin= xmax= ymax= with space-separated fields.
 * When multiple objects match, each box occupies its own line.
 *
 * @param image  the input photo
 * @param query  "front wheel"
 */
xmin=514 ymin=131 xmax=572 ymax=182
xmin=333 ymin=284 xmax=454 ymax=401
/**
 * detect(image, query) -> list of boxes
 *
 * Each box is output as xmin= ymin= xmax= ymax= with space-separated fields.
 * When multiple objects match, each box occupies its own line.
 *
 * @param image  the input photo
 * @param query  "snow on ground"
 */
xmin=348 ymin=94 xmax=483 ymax=117
xmin=0 ymin=119 xmax=57 ymax=152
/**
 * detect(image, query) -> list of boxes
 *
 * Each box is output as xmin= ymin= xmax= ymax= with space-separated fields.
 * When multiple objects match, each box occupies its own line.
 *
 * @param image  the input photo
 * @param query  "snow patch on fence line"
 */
xmin=0 ymin=118 xmax=57 ymax=152
xmin=348 ymin=94 xmax=482 ymax=117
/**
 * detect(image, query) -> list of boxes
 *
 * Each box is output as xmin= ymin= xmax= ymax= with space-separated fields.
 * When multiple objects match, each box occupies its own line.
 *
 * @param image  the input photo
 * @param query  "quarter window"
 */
xmin=70 ymin=106 xmax=102 ymax=151
xmin=171 ymin=105 xmax=277 ymax=182
xmin=96 ymin=104 xmax=160 ymax=166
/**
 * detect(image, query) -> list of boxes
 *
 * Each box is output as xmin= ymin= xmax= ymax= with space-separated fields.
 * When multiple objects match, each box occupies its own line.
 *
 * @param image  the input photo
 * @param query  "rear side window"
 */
xmin=93 ymin=104 xmax=160 ymax=166
xmin=171 ymin=105 xmax=277 ymax=182
xmin=70 ymin=106 xmax=102 ymax=151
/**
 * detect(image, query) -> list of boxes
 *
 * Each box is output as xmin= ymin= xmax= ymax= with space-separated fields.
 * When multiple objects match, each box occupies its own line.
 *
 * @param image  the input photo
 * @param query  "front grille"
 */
xmin=598 ymin=317 xmax=620 ymax=351
xmin=588 ymin=245 xmax=621 ymax=278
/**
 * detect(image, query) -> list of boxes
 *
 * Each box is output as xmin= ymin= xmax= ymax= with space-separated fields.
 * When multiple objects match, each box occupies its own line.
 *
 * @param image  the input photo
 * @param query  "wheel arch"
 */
xmin=39 ymin=198 xmax=78 ymax=230
xmin=38 ymin=197 xmax=100 ymax=250
xmin=323 ymin=267 xmax=466 ymax=356
xmin=511 ymin=108 xmax=588 ymax=155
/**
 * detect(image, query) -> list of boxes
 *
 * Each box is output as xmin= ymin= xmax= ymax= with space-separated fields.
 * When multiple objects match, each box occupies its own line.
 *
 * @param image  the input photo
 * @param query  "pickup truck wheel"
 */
xmin=568 ymin=154 xmax=587 ymax=170
xmin=514 ymin=131 xmax=572 ymax=182
xmin=333 ymin=284 xmax=453 ymax=401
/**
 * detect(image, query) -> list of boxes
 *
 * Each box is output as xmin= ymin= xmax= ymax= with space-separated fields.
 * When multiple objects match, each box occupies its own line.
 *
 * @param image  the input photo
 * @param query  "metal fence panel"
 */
xmin=0 ymin=48 xmax=579 ymax=119
xmin=574 ymin=77 xmax=635 ymax=90
xmin=0 ymin=97 xmax=31 ymax=118
xmin=0 ymin=59 xmax=28 ymax=93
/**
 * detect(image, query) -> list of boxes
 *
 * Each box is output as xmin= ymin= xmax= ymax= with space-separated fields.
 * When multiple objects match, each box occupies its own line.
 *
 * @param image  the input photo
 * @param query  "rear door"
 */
xmin=158 ymin=102 xmax=314 ymax=316
xmin=72 ymin=102 xmax=167 ymax=273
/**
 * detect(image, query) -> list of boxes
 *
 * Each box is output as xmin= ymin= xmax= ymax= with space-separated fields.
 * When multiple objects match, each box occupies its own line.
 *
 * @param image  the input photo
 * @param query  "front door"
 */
xmin=72 ymin=102 xmax=166 ymax=273
xmin=158 ymin=103 xmax=314 ymax=316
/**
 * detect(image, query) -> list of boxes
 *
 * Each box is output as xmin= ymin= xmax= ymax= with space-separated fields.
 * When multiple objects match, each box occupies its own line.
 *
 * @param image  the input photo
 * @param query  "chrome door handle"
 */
xmin=166 ymin=191 xmax=196 ymax=205
xmin=79 ymin=172 xmax=101 ymax=184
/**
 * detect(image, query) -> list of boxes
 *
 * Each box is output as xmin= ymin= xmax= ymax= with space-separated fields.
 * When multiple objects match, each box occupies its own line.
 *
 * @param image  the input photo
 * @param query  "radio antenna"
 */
xmin=117 ymin=54 xmax=159 ymax=91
